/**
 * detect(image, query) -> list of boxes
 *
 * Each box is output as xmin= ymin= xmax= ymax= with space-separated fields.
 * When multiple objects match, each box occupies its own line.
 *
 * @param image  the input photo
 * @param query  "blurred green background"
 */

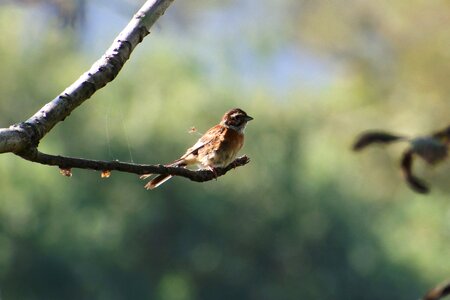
xmin=0 ymin=0 xmax=449 ymax=299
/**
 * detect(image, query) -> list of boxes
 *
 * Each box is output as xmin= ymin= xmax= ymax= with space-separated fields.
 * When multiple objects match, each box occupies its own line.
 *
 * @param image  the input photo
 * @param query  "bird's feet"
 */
xmin=207 ymin=166 xmax=218 ymax=180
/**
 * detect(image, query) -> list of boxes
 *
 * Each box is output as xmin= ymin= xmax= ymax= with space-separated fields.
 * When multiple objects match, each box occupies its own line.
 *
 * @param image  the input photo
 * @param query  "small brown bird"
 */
xmin=141 ymin=108 xmax=253 ymax=189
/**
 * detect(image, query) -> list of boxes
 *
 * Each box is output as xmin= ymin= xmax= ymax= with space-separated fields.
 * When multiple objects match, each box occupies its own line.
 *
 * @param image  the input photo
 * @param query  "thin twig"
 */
xmin=0 ymin=0 xmax=252 ymax=186
xmin=18 ymin=148 xmax=250 ymax=183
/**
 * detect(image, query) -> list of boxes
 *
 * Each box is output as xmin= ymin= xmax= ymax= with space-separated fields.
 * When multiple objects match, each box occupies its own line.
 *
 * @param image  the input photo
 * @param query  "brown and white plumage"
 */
xmin=141 ymin=108 xmax=253 ymax=189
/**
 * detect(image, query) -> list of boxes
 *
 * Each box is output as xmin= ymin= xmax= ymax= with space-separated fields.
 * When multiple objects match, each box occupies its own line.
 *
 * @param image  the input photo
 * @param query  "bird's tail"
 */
xmin=143 ymin=174 xmax=174 ymax=190
xmin=140 ymin=159 xmax=186 ymax=190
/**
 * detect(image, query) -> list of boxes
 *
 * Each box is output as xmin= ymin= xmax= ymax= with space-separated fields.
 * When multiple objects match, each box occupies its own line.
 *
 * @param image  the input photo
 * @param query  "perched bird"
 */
xmin=141 ymin=108 xmax=253 ymax=189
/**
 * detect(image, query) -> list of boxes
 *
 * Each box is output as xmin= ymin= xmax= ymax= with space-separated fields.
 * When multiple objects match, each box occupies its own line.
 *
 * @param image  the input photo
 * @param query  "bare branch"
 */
xmin=0 ymin=0 xmax=175 ymax=154
xmin=0 ymin=127 xmax=31 ymax=153
xmin=0 ymin=0 xmax=253 ymax=186
xmin=18 ymin=148 xmax=251 ymax=183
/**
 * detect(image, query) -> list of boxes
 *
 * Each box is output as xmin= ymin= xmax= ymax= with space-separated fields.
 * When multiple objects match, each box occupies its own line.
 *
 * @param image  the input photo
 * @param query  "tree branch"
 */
xmin=18 ymin=148 xmax=250 ymax=183
xmin=0 ymin=0 xmax=175 ymax=154
xmin=0 ymin=0 xmax=252 ymax=186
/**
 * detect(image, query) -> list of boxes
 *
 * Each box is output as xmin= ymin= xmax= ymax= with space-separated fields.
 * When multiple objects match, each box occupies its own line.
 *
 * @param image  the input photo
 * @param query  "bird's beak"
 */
xmin=245 ymin=115 xmax=254 ymax=122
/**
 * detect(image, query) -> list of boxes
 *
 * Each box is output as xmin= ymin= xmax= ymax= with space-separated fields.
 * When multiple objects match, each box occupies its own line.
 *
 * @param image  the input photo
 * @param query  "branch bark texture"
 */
xmin=0 ymin=0 xmax=250 ymax=184
xmin=19 ymin=149 xmax=250 ymax=183
xmin=0 ymin=0 xmax=174 ymax=154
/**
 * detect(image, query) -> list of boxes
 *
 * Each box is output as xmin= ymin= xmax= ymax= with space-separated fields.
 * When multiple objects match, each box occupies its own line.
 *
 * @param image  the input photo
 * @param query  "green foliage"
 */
xmin=0 ymin=1 xmax=449 ymax=299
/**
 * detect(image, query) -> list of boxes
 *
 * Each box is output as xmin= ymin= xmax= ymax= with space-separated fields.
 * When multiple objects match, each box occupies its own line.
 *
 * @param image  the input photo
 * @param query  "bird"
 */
xmin=141 ymin=108 xmax=253 ymax=189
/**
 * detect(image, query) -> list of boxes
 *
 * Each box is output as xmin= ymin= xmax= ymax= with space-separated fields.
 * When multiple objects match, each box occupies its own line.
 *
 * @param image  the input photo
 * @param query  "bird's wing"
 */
xmin=179 ymin=125 xmax=225 ymax=161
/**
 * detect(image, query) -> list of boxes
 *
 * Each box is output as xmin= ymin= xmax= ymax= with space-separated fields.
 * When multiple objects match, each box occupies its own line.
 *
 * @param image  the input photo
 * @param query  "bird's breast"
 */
xmin=210 ymin=128 xmax=244 ymax=167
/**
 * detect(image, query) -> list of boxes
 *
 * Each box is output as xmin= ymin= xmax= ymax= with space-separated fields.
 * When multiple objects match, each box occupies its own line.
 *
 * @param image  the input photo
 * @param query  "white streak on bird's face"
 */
xmin=221 ymin=108 xmax=253 ymax=133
